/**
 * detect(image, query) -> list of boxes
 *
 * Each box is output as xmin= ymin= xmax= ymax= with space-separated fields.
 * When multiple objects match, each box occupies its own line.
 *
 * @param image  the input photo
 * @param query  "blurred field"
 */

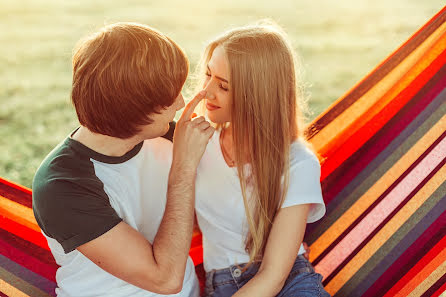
xmin=0 ymin=0 xmax=443 ymax=188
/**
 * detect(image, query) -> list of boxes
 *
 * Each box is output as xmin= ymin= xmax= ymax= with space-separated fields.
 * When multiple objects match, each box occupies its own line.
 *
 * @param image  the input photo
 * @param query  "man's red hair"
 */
xmin=71 ymin=22 xmax=188 ymax=138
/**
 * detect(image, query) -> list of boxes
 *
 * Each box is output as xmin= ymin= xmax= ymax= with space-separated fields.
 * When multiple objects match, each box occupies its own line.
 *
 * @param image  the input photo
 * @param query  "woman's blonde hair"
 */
xmin=196 ymin=20 xmax=314 ymax=267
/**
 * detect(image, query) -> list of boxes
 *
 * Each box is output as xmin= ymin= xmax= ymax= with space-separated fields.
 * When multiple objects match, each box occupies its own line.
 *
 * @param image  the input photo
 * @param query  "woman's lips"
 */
xmin=206 ymin=102 xmax=220 ymax=111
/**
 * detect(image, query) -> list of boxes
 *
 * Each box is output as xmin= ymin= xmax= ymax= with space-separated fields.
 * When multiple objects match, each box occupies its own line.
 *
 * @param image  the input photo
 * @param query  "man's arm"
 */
xmin=78 ymin=91 xmax=213 ymax=294
xmin=77 ymin=167 xmax=197 ymax=294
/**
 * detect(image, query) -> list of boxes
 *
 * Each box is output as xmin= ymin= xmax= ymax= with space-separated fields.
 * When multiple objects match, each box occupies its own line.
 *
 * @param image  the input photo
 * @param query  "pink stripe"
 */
xmin=315 ymin=135 xmax=446 ymax=279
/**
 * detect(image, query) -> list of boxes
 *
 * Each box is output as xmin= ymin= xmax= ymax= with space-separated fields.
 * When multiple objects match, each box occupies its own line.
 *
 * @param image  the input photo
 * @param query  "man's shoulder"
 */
xmin=32 ymin=138 xmax=104 ymax=206
xmin=34 ymin=138 xmax=94 ymax=183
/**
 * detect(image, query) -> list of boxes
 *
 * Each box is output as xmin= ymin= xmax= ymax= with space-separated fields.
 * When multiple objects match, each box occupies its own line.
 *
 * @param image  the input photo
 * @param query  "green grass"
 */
xmin=0 ymin=0 xmax=442 ymax=188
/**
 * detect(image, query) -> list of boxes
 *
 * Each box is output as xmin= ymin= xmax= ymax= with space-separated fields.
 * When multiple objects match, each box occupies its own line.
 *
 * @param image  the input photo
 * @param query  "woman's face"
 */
xmin=203 ymin=45 xmax=232 ymax=124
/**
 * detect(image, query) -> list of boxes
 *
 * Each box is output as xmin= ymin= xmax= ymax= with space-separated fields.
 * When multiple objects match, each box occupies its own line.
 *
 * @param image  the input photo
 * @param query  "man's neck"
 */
xmin=71 ymin=126 xmax=143 ymax=157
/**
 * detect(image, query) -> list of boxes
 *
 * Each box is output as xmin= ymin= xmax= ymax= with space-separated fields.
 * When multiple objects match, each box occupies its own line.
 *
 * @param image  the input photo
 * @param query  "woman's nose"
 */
xmin=203 ymin=81 xmax=216 ymax=100
xmin=206 ymin=92 xmax=216 ymax=100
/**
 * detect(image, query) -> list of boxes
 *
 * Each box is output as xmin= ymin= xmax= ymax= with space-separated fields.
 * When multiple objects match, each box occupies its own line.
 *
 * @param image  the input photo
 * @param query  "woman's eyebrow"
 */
xmin=207 ymin=65 xmax=229 ymax=83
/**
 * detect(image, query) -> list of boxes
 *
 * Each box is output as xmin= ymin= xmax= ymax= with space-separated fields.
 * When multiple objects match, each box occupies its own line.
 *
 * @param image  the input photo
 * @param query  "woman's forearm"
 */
xmin=232 ymin=269 xmax=286 ymax=297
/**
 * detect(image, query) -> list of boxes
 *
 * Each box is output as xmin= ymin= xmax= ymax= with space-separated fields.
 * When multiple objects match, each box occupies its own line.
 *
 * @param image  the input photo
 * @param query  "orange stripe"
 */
xmin=311 ymin=7 xmax=446 ymax=127
xmin=0 ymin=195 xmax=40 ymax=232
xmin=392 ymin=247 xmax=446 ymax=297
xmin=409 ymin=261 xmax=446 ymax=297
xmin=311 ymin=21 xmax=446 ymax=163
xmin=320 ymin=164 xmax=445 ymax=295
xmin=309 ymin=114 xmax=446 ymax=262
xmin=320 ymin=48 xmax=446 ymax=180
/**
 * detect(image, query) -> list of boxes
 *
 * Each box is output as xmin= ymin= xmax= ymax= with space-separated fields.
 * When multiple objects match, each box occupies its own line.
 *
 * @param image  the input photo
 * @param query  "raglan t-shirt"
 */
xmin=195 ymin=130 xmax=326 ymax=272
xmin=32 ymin=126 xmax=199 ymax=297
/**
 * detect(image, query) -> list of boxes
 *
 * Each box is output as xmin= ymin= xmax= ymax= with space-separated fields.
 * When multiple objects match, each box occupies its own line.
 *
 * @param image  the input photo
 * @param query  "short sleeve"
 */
xmin=281 ymin=153 xmax=326 ymax=223
xmin=33 ymin=178 xmax=123 ymax=253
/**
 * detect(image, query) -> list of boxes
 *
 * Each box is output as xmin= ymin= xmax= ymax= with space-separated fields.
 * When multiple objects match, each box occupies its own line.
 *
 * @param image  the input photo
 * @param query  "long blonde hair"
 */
xmin=197 ymin=21 xmax=312 ymax=267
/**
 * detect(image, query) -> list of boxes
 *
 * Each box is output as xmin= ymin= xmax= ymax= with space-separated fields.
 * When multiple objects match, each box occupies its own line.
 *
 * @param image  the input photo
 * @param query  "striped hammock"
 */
xmin=1 ymin=7 xmax=445 ymax=297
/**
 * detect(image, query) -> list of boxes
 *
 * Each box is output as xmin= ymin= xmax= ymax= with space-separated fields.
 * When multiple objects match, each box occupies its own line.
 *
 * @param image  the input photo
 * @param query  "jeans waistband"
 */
xmin=206 ymin=254 xmax=313 ymax=287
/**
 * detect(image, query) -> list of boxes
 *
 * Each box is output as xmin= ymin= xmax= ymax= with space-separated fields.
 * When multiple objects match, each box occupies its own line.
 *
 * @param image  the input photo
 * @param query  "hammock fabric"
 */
xmin=1 ymin=7 xmax=445 ymax=297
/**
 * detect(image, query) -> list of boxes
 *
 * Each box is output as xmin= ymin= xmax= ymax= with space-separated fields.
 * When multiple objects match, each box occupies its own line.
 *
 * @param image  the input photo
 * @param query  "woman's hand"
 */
xmin=172 ymin=91 xmax=214 ymax=171
xmin=232 ymin=204 xmax=311 ymax=297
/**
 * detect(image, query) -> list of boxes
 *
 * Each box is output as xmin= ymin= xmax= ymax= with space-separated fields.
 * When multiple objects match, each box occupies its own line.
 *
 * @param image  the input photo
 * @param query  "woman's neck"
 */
xmin=220 ymin=125 xmax=235 ymax=167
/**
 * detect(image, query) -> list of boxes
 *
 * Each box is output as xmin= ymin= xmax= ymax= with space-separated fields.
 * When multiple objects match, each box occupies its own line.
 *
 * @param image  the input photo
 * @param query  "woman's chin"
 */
xmin=207 ymin=113 xmax=226 ymax=125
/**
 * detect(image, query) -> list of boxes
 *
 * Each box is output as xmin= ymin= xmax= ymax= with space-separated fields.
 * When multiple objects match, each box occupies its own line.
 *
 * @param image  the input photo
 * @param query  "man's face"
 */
xmin=139 ymin=92 xmax=185 ymax=139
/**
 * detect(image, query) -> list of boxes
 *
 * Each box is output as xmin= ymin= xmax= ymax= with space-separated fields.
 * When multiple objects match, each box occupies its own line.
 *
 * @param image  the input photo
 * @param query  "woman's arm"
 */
xmin=232 ymin=204 xmax=310 ymax=297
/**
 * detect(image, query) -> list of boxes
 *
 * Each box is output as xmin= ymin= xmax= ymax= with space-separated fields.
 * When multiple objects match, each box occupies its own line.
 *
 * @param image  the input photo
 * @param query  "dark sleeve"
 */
xmin=161 ymin=121 xmax=176 ymax=142
xmin=32 ymin=178 xmax=122 ymax=253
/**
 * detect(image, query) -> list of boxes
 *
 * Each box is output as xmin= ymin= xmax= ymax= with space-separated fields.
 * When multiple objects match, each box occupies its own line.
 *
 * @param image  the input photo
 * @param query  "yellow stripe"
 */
xmin=0 ymin=195 xmax=40 ymax=232
xmin=0 ymin=280 xmax=30 ymax=297
xmin=322 ymin=164 xmax=445 ymax=295
xmin=310 ymin=114 xmax=446 ymax=262
xmin=311 ymin=21 xmax=446 ymax=155
xmin=0 ymin=266 xmax=51 ymax=297
xmin=406 ymin=253 xmax=446 ymax=297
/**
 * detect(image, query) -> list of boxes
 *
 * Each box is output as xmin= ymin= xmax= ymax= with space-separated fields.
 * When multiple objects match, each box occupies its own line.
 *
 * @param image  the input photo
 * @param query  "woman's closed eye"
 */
xmin=205 ymin=72 xmax=229 ymax=91
xmin=219 ymin=83 xmax=228 ymax=91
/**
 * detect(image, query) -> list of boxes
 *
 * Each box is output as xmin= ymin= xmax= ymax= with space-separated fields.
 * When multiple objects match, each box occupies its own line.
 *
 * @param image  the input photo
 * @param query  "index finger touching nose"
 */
xmin=179 ymin=90 xmax=206 ymax=122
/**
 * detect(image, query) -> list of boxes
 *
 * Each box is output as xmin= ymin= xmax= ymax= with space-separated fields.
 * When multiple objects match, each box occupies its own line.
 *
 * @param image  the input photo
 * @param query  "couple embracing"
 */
xmin=33 ymin=21 xmax=330 ymax=297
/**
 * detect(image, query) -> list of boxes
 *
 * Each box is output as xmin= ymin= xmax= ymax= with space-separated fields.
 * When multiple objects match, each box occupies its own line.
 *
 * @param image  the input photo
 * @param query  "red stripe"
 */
xmin=0 ymin=228 xmax=58 ymax=270
xmin=320 ymin=64 xmax=446 ymax=205
xmin=191 ymin=232 xmax=202 ymax=249
xmin=189 ymin=245 xmax=203 ymax=266
xmin=0 ymin=216 xmax=50 ymax=251
xmin=0 ymin=177 xmax=32 ymax=196
xmin=0 ymin=183 xmax=32 ymax=208
xmin=421 ymin=273 xmax=446 ymax=297
xmin=363 ymin=211 xmax=445 ymax=297
xmin=384 ymin=235 xmax=446 ymax=296
xmin=320 ymin=50 xmax=446 ymax=182
xmin=307 ymin=7 xmax=446 ymax=138
xmin=432 ymin=280 xmax=446 ymax=297
xmin=319 ymin=154 xmax=446 ymax=284
xmin=0 ymin=235 xmax=57 ymax=282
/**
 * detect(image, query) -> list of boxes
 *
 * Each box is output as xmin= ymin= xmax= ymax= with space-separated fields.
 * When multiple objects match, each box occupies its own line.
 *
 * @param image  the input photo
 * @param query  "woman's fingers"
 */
xmin=191 ymin=116 xmax=205 ymax=125
xmin=197 ymin=121 xmax=210 ymax=130
xmin=205 ymin=126 xmax=215 ymax=137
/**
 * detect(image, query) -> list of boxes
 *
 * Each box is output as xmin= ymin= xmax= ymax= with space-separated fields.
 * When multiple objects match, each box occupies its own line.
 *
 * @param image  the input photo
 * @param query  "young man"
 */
xmin=32 ymin=23 xmax=214 ymax=297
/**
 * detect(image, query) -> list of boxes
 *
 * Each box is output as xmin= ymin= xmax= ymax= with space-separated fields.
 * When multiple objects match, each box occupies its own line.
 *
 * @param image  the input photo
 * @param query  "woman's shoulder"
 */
xmin=289 ymin=139 xmax=320 ymax=166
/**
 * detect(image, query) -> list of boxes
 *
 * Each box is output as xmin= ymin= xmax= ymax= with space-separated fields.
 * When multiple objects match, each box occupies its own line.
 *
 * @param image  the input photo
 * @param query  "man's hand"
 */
xmin=172 ymin=90 xmax=214 ymax=170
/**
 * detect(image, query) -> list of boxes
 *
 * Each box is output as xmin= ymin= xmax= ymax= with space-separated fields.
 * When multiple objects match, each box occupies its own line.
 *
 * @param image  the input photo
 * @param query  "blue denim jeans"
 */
xmin=204 ymin=255 xmax=330 ymax=297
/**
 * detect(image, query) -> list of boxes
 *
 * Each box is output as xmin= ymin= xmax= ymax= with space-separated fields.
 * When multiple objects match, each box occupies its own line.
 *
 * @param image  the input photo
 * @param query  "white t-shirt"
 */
xmin=33 ymin=134 xmax=199 ymax=297
xmin=195 ymin=130 xmax=326 ymax=272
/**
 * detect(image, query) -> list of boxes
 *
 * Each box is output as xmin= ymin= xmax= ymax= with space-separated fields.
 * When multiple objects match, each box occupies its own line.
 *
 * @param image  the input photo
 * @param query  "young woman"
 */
xmin=194 ymin=21 xmax=331 ymax=297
